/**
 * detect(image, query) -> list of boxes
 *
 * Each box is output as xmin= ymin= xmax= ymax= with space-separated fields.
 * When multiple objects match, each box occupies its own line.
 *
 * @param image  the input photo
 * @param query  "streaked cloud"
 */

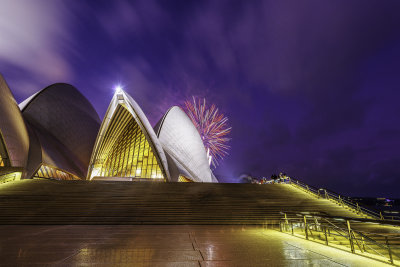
xmin=0 ymin=0 xmax=73 ymax=96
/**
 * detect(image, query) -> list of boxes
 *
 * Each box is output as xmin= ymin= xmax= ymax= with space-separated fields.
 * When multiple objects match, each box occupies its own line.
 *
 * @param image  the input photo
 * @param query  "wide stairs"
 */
xmin=0 ymin=179 xmax=366 ymax=225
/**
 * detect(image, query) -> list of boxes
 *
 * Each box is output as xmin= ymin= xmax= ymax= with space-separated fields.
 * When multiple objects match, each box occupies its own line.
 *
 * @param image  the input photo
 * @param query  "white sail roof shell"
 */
xmin=19 ymin=83 xmax=101 ymax=179
xmin=156 ymin=106 xmax=214 ymax=183
xmin=0 ymin=74 xmax=29 ymax=169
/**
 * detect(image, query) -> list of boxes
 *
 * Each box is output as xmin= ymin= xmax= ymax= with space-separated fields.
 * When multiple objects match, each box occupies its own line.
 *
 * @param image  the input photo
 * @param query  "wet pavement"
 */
xmin=0 ymin=225 xmax=390 ymax=266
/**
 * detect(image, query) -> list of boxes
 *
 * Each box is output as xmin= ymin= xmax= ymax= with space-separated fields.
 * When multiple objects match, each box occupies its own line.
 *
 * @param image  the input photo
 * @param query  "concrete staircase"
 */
xmin=0 ymin=179 xmax=365 ymax=225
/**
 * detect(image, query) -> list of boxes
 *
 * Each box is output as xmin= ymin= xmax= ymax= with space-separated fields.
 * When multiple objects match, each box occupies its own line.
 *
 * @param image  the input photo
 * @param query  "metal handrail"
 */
xmin=279 ymin=212 xmax=400 ymax=265
xmin=286 ymin=178 xmax=396 ymax=220
xmin=320 ymin=216 xmax=397 ymax=256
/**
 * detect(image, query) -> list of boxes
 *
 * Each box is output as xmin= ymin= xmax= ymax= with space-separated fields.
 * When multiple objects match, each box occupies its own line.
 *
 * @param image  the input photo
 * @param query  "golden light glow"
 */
xmin=89 ymin=105 xmax=164 ymax=180
xmin=0 ymin=172 xmax=22 ymax=184
xmin=90 ymin=165 xmax=102 ymax=177
xmin=178 ymin=175 xmax=193 ymax=182
xmin=0 ymin=132 xmax=9 ymax=167
xmin=33 ymin=164 xmax=80 ymax=180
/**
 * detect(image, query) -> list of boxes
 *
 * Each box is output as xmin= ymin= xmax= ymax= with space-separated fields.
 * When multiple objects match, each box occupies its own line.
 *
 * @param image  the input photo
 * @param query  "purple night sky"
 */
xmin=1 ymin=1 xmax=399 ymax=197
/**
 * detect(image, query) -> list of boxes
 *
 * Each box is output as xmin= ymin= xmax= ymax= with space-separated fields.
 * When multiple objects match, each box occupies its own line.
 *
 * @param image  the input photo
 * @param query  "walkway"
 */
xmin=0 ymin=225 xmax=389 ymax=266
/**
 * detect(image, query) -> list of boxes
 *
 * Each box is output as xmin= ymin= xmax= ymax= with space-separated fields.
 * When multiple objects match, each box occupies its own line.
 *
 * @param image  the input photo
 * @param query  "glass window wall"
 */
xmin=90 ymin=105 xmax=164 ymax=180
xmin=0 ymin=132 xmax=9 ymax=167
xmin=33 ymin=165 xmax=80 ymax=180
xmin=178 ymin=175 xmax=193 ymax=182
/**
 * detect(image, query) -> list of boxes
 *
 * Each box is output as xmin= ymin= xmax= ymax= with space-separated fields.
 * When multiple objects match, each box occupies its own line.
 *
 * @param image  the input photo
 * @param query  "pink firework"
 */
xmin=183 ymin=97 xmax=231 ymax=168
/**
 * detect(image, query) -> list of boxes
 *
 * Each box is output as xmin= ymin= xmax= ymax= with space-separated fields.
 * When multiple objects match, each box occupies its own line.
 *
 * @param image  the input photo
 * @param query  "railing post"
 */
xmin=324 ymin=226 xmax=328 ymax=246
xmin=291 ymin=222 xmax=294 ymax=235
xmin=380 ymin=212 xmax=384 ymax=220
xmin=346 ymin=220 xmax=355 ymax=253
xmin=284 ymin=213 xmax=289 ymax=232
xmin=325 ymin=189 xmax=329 ymax=200
xmin=338 ymin=195 xmax=342 ymax=206
xmin=314 ymin=217 xmax=320 ymax=231
xmin=304 ymin=215 xmax=308 ymax=240
xmin=361 ymin=236 xmax=366 ymax=252
xmin=385 ymin=237 xmax=394 ymax=265
xmin=356 ymin=203 xmax=360 ymax=214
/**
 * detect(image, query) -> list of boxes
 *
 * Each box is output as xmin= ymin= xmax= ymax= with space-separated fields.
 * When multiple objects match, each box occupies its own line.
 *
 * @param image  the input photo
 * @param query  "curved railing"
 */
xmin=286 ymin=178 xmax=400 ymax=221
xmin=279 ymin=212 xmax=400 ymax=265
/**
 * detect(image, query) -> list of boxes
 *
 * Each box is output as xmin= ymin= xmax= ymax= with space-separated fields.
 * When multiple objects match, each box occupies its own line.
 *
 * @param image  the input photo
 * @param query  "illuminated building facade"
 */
xmin=87 ymin=89 xmax=169 ymax=181
xmin=0 ymin=74 xmax=217 ymax=183
xmin=19 ymin=82 xmax=101 ymax=181
xmin=0 ymin=74 xmax=30 ymax=183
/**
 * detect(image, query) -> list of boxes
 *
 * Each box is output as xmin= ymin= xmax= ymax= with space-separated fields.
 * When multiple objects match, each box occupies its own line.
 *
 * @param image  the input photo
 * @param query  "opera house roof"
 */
xmin=0 ymin=75 xmax=217 ymax=183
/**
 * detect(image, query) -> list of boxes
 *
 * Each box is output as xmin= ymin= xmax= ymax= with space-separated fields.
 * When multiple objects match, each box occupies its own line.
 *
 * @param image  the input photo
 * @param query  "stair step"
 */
xmin=0 ymin=180 xmax=365 ymax=225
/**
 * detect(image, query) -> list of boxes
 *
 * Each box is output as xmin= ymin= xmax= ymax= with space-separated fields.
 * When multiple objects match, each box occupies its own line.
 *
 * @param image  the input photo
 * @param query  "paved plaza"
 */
xmin=0 ymin=225 xmax=389 ymax=266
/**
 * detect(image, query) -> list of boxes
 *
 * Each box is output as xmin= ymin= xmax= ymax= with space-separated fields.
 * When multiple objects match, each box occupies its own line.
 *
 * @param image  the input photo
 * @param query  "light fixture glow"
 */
xmin=115 ymin=85 xmax=123 ymax=93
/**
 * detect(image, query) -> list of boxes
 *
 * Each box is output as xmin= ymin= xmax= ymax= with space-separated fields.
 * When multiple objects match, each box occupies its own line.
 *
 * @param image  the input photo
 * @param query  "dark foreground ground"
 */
xmin=0 ymin=225 xmax=387 ymax=266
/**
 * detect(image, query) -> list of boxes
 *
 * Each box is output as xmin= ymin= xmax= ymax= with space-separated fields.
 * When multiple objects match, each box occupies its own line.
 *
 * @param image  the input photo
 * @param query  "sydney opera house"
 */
xmin=2 ymin=73 xmax=399 ymax=266
xmin=0 ymin=74 xmax=217 ymax=184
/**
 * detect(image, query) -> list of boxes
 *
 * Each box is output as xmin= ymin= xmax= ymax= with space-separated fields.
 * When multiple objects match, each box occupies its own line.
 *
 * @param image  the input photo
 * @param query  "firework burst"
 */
xmin=183 ymin=97 xmax=231 ymax=168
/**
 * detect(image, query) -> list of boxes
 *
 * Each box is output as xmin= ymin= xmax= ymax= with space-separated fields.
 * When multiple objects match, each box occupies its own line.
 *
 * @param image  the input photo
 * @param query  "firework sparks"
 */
xmin=183 ymin=97 xmax=231 ymax=168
